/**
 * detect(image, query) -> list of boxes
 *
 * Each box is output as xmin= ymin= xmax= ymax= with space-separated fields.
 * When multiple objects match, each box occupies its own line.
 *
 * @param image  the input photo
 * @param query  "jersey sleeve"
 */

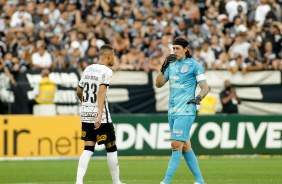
xmin=78 ymin=72 xmax=85 ymax=88
xmin=164 ymin=65 xmax=169 ymax=80
xmin=194 ymin=62 xmax=206 ymax=83
xmin=100 ymin=69 xmax=113 ymax=86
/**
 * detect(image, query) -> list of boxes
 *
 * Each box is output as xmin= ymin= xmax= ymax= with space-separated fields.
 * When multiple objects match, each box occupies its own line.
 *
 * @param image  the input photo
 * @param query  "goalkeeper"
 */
xmin=156 ymin=37 xmax=209 ymax=184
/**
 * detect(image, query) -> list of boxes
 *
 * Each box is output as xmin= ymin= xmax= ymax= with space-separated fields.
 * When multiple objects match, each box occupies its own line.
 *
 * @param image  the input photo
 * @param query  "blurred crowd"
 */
xmin=1 ymin=0 xmax=282 ymax=86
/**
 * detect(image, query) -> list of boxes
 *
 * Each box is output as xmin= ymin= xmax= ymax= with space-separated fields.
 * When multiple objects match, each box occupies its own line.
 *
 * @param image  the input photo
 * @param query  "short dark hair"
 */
xmin=99 ymin=44 xmax=114 ymax=56
xmin=100 ymin=44 xmax=114 ymax=51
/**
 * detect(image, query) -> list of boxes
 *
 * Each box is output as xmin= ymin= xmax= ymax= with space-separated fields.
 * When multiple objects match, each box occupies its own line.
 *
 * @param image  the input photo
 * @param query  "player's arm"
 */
xmin=155 ymin=72 xmax=168 ymax=88
xmin=187 ymin=80 xmax=209 ymax=105
xmin=198 ymin=80 xmax=209 ymax=99
xmin=76 ymin=86 xmax=83 ymax=102
xmin=94 ymin=85 xmax=107 ymax=130
xmin=155 ymin=54 xmax=176 ymax=88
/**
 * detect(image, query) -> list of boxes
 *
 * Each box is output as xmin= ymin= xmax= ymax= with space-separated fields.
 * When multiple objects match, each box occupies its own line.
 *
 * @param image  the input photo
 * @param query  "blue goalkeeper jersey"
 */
xmin=164 ymin=57 xmax=206 ymax=116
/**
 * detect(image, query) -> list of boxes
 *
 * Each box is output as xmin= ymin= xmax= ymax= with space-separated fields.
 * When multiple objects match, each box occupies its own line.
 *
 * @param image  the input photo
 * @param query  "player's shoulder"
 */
xmin=99 ymin=64 xmax=113 ymax=76
xmin=84 ymin=64 xmax=112 ymax=73
xmin=188 ymin=58 xmax=202 ymax=66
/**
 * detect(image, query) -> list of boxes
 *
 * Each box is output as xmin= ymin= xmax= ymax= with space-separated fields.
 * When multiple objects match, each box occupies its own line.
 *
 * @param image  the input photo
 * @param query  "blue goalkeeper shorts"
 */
xmin=168 ymin=115 xmax=195 ymax=141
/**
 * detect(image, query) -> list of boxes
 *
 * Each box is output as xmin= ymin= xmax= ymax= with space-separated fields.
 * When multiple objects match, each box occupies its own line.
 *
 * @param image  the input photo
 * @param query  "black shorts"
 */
xmin=81 ymin=123 xmax=116 ymax=145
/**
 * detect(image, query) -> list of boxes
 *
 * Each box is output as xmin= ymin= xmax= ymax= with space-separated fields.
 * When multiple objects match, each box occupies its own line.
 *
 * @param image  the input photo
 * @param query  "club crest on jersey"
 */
xmin=181 ymin=65 xmax=188 ymax=73
xmin=97 ymin=135 xmax=107 ymax=142
xmin=81 ymin=131 xmax=86 ymax=137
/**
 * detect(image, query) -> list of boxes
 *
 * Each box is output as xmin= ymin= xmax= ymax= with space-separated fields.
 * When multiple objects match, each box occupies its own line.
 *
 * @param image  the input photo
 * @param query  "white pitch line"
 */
xmin=0 ymin=180 xmax=194 ymax=184
xmin=3 ymin=179 xmax=282 ymax=184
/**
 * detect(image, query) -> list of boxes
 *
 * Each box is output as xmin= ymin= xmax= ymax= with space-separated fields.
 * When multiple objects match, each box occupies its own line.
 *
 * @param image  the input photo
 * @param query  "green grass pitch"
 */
xmin=0 ymin=157 xmax=282 ymax=184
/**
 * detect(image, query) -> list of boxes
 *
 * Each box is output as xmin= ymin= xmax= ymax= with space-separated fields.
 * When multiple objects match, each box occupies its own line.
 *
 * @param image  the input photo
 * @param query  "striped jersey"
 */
xmin=78 ymin=64 xmax=113 ymax=123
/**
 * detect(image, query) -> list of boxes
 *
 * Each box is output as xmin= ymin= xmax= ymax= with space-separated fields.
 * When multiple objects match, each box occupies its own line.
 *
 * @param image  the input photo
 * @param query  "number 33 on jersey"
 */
xmin=78 ymin=64 xmax=113 ymax=124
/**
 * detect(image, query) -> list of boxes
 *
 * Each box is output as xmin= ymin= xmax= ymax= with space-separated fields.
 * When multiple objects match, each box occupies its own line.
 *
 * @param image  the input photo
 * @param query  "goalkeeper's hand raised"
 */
xmin=187 ymin=95 xmax=202 ymax=105
xmin=160 ymin=54 xmax=177 ymax=74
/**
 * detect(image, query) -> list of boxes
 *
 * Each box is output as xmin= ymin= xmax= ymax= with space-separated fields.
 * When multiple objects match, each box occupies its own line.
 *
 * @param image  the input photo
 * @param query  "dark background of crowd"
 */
xmin=1 ymin=0 xmax=282 ymax=87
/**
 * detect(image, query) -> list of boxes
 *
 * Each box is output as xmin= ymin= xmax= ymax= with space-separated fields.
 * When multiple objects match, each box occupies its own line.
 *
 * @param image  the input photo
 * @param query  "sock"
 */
xmin=107 ymin=151 xmax=120 ymax=184
xmin=183 ymin=149 xmax=204 ymax=184
xmin=163 ymin=150 xmax=182 ymax=184
xmin=76 ymin=150 xmax=93 ymax=184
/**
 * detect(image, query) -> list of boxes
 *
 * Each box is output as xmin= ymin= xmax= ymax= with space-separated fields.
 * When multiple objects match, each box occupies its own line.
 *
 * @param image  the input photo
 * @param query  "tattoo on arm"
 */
xmin=198 ymin=81 xmax=209 ymax=99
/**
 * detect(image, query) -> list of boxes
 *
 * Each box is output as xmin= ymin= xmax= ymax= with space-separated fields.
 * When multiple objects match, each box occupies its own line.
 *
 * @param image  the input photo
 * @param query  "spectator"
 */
xmin=228 ymin=30 xmax=250 ymax=61
xmin=143 ymin=22 xmax=158 ymax=42
xmin=31 ymin=41 xmax=52 ymax=70
xmin=174 ymin=21 xmax=187 ymax=38
xmin=47 ymin=33 xmax=64 ymax=61
xmin=67 ymin=0 xmax=82 ymax=30
xmin=160 ymin=34 xmax=173 ymax=56
xmin=152 ymin=11 xmax=168 ymax=35
xmin=230 ymin=53 xmax=247 ymax=74
xmin=148 ymin=55 xmax=163 ymax=72
xmin=137 ymin=0 xmax=155 ymax=21
xmin=266 ymin=24 xmax=282 ymax=58
xmin=247 ymin=0 xmax=259 ymax=24
xmin=24 ymin=22 xmax=36 ymax=44
xmin=0 ymin=56 xmax=17 ymax=86
xmin=111 ymin=27 xmax=130 ymax=57
xmin=80 ymin=46 xmax=99 ymax=70
xmin=18 ymin=32 xmax=36 ymax=65
xmin=47 ymin=1 xmax=61 ymax=27
xmin=57 ymin=11 xmax=70 ymax=31
xmin=200 ymin=40 xmax=216 ymax=70
xmin=206 ymin=0 xmax=226 ymax=15
xmin=53 ymin=24 xmax=65 ymax=44
xmin=95 ymin=26 xmax=109 ymax=45
xmin=181 ymin=0 xmax=201 ymax=22
xmin=8 ymin=30 xmax=22 ymax=55
xmin=193 ymin=46 xmax=207 ymax=69
xmin=205 ymin=5 xmax=219 ymax=23
xmin=200 ymin=16 xmax=213 ymax=40
xmin=215 ymin=52 xmax=231 ymax=70
xmin=230 ymin=15 xmax=243 ymax=37
xmin=135 ymin=51 xmax=150 ymax=73
xmin=187 ymin=24 xmax=204 ymax=50
xmin=220 ymin=80 xmax=242 ymax=114
xmin=210 ymin=34 xmax=225 ymax=59
xmin=35 ymin=13 xmax=52 ymax=34
xmin=10 ymin=2 xmax=32 ymax=28
xmin=263 ymin=41 xmax=279 ymax=70
xmin=244 ymin=47 xmax=264 ymax=71
xmin=66 ymin=41 xmax=82 ymax=69
xmin=128 ymin=19 xmax=144 ymax=42
xmin=120 ymin=46 xmax=139 ymax=71
xmin=144 ymin=39 xmax=159 ymax=58
xmin=26 ymin=1 xmax=41 ymax=25
xmin=269 ymin=0 xmax=281 ymax=21
xmin=225 ymin=0 xmax=247 ymax=24
xmin=217 ymin=14 xmax=229 ymax=34
xmin=236 ymin=5 xmax=246 ymax=25
xmin=51 ymin=49 xmax=67 ymax=70
xmin=35 ymin=29 xmax=47 ymax=43
xmin=168 ymin=5 xmax=183 ymax=28
xmin=254 ymin=0 xmax=271 ymax=27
